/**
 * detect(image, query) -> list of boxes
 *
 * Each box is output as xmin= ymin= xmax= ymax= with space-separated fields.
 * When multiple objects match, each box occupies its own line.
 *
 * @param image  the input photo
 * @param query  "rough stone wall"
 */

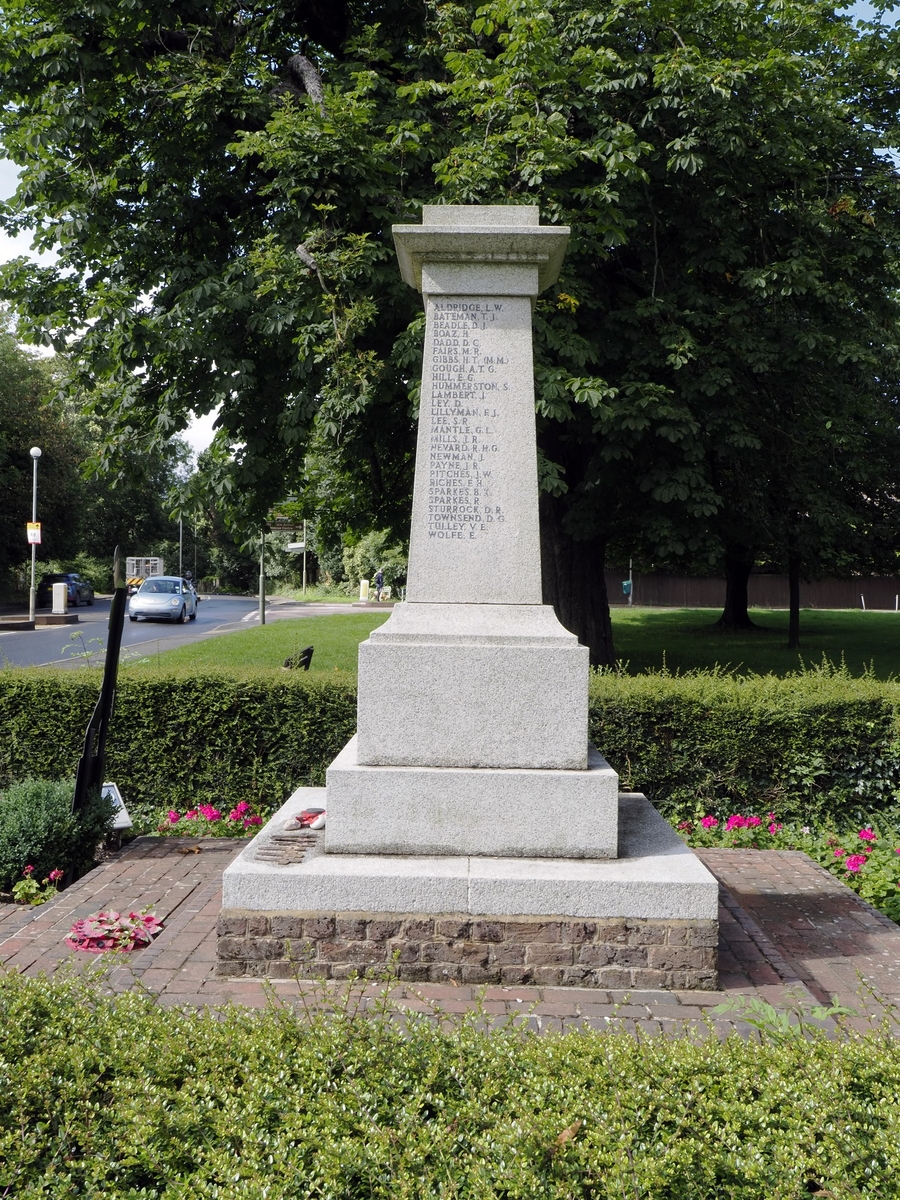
xmin=217 ymin=911 xmax=718 ymax=990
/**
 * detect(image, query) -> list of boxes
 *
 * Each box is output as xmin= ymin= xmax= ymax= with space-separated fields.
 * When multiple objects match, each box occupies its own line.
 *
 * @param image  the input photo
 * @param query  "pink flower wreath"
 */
xmin=66 ymin=909 xmax=163 ymax=953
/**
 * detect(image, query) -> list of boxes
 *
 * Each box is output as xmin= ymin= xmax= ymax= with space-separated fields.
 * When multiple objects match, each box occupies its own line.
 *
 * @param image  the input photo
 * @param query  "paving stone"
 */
xmin=3 ymin=840 xmax=899 ymax=1035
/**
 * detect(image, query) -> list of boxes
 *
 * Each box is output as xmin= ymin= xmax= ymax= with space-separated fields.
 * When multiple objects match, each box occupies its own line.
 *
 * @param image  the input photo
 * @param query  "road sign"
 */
xmin=269 ymin=514 xmax=304 ymax=532
xmin=26 ymin=522 xmax=41 ymax=545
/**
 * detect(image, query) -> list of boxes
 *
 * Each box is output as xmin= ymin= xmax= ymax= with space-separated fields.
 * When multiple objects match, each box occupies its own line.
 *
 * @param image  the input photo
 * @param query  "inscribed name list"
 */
xmin=406 ymin=293 xmax=542 ymax=604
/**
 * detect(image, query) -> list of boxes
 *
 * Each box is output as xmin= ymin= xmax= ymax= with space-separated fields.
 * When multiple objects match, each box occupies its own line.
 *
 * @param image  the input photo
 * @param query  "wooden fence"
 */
xmin=605 ymin=572 xmax=900 ymax=611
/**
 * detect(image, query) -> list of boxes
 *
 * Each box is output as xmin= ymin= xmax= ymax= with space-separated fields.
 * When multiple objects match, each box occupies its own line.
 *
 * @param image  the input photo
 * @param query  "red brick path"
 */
xmin=2 ymin=838 xmax=899 ymax=1036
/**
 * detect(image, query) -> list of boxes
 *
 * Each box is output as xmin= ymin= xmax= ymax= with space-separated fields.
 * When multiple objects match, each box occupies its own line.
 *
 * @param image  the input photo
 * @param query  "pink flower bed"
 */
xmin=679 ymin=812 xmax=900 ymax=924
xmin=157 ymin=799 xmax=265 ymax=837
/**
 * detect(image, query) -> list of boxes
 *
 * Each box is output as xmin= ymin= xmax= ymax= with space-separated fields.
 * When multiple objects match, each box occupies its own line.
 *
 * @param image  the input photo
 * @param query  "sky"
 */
xmin=0 ymin=0 xmax=893 ymax=455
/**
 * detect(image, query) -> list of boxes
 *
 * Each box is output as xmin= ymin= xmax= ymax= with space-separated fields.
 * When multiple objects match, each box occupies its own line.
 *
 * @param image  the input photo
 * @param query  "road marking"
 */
xmin=241 ymin=611 xmax=261 ymax=622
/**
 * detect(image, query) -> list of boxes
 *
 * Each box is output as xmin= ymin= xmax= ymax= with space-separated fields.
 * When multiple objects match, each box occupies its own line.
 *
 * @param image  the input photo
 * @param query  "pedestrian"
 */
xmin=375 ymin=567 xmax=385 ymax=601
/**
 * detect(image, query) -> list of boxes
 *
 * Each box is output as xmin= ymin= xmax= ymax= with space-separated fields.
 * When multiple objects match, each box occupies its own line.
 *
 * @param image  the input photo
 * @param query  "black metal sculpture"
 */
xmin=72 ymin=546 xmax=127 ymax=813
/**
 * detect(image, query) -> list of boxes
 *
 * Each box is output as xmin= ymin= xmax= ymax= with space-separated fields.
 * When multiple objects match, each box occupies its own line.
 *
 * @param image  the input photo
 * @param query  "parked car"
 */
xmin=128 ymin=576 xmax=198 ymax=623
xmin=36 ymin=572 xmax=95 ymax=608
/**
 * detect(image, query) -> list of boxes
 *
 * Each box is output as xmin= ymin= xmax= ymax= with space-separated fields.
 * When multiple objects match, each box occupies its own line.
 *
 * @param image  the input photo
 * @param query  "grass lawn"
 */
xmin=610 ymin=606 xmax=900 ymax=678
xmin=128 ymin=613 xmax=391 ymax=675
xmin=130 ymin=605 xmax=900 ymax=679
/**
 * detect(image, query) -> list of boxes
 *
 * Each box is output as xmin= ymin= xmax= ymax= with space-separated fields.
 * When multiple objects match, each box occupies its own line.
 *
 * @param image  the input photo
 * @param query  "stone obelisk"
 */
xmin=325 ymin=206 xmax=620 ymax=858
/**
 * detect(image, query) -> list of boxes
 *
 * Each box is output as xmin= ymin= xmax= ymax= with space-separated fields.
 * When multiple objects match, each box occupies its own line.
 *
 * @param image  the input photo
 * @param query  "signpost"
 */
xmin=27 ymin=447 xmax=41 ymax=622
xmin=270 ymin=509 xmax=309 ymax=595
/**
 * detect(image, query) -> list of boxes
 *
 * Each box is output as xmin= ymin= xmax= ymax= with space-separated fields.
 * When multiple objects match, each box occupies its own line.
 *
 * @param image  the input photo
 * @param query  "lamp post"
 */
xmin=28 ymin=446 xmax=42 ymax=622
xmin=258 ymin=530 xmax=266 ymax=625
xmin=302 ymin=519 xmax=307 ymax=596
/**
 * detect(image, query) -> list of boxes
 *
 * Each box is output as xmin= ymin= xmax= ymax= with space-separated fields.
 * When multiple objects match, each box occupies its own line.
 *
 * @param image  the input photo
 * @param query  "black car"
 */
xmin=36 ymin=572 xmax=95 ymax=608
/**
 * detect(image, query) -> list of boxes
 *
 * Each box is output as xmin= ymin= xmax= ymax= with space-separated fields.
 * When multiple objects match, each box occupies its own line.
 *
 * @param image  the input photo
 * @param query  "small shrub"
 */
xmin=0 ymin=779 xmax=115 ymax=892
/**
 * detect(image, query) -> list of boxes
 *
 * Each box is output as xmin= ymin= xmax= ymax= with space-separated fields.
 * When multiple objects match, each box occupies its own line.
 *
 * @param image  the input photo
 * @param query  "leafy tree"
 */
xmin=342 ymin=530 xmax=408 ymax=591
xmin=0 ymin=321 xmax=83 ymax=589
xmin=2 ymin=0 xmax=900 ymax=660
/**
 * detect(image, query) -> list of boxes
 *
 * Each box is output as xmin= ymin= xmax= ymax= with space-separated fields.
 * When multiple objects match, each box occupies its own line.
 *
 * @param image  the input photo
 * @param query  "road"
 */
xmin=0 ymin=596 xmax=355 ymax=668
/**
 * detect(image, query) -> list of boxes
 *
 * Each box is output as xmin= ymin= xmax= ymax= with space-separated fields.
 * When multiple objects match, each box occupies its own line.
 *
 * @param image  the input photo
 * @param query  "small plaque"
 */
xmin=102 ymin=782 xmax=133 ymax=831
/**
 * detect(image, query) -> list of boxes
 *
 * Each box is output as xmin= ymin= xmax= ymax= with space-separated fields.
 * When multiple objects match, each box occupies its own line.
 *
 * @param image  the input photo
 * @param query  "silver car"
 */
xmin=128 ymin=576 xmax=198 ymax=623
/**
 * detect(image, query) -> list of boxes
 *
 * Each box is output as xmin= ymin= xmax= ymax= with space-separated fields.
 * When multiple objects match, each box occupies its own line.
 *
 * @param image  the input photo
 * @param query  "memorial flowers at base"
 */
xmin=66 ymin=909 xmax=163 ymax=953
xmin=678 ymin=814 xmax=900 ymax=923
xmin=155 ymin=800 xmax=265 ymax=837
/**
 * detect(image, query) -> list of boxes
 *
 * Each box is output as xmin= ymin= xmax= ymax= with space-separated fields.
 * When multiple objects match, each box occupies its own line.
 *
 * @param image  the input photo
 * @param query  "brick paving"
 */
xmin=2 ymin=837 xmax=899 ymax=1036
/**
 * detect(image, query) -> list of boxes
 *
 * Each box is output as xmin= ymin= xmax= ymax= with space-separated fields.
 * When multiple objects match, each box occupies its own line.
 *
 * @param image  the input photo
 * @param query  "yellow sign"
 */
xmin=26 ymin=522 xmax=41 ymax=545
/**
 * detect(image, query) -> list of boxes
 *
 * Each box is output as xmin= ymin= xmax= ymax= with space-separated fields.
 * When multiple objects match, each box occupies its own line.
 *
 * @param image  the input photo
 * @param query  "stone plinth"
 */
xmin=217 ymin=911 xmax=718 ymax=990
xmin=219 ymin=789 xmax=718 ymax=989
xmin=326 ymin=738 xmax=617 ymax=859
xmin=357 ymin=604 xmax=587 ymax=770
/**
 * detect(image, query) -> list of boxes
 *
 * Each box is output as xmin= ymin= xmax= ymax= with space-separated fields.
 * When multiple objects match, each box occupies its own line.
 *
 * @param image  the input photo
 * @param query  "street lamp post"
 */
xmin=302 ymin=519 xmax=307 ymax=596
xmin=259 ymin=530 xmax=266 ymax=625
xmin=28 ymin=447 xmax=42 ymax=623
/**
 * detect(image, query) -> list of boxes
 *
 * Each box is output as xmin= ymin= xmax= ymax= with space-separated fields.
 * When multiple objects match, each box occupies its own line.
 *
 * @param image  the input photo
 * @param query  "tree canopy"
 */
xmin=2 ymin=0 xmax=900 ymax=658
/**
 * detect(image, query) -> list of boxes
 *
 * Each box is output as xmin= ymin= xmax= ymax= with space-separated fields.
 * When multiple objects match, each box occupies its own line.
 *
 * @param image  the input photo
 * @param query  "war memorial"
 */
xmin=217 ymin=205 xmax=718 ymax=989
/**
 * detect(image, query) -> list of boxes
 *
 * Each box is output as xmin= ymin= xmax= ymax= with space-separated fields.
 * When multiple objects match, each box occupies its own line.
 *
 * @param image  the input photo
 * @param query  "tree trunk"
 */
xmin=787 ymin=551 xmax=800 ymax=649
xmin=539 ymin=492 xmax=615 ymax=666
xmin=715 ymin=544 xmax=759 ymax=630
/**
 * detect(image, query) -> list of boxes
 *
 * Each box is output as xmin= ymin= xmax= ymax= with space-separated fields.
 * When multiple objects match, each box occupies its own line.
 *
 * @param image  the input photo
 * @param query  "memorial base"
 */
xmin=219 ymin=789 xmax=719 ymax=990
xmin=326 ymin=736 xmax=619 ymax=859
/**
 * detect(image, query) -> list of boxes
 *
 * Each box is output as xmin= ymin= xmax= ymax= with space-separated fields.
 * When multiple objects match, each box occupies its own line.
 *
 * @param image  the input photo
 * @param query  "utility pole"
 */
xmin=178 ymin=517 xmax=183 ymax=577
xmin=28 ymin=447 xmax=41 ymax=622
xmin=628 ymin=557 xmax=633 ymax=608
xmin=259 ymin=530 xmax=266 ymax=625
xmin=302 ymin=519 xmax=307 ymax=596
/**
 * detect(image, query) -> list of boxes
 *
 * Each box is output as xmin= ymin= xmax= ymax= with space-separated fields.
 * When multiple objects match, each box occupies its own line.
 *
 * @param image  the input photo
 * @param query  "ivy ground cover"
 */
xmin=1 ymin=971 xmax=899 ymax=1199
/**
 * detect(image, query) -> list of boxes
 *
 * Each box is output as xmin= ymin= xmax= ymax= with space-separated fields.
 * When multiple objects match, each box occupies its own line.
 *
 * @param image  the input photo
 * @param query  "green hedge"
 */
xmin=2 ymin=667 xmax=899 ymax=829
xmin=1 ymin=971 xmax=898 ymax=1198
xmin=0 ymin=670 xmax=356 ymax=828
xmin=589 ymin=669 xmax=900 ymax=825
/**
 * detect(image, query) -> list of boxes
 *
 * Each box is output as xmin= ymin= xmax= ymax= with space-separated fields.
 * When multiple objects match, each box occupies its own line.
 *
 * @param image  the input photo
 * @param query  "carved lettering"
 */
xmin=425 ymin=301 xmax=507 ymax=538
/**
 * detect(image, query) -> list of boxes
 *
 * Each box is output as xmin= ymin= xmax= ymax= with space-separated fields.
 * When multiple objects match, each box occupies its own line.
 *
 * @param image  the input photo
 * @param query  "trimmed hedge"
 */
xmin=590 ymin=669 xmax=900 ymax=825
xmin=1 ymin=971 xmax=899 ymax=1198
xmin=0 ymin=670 xmax=356 ymax=829
xmin=1 ymin=667 xmax=899 ymax=829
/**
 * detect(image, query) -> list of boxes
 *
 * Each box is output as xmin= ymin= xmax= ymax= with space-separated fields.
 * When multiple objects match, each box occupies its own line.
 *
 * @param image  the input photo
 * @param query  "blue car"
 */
xmin=36 ymin=572 xmax=95 ymax=608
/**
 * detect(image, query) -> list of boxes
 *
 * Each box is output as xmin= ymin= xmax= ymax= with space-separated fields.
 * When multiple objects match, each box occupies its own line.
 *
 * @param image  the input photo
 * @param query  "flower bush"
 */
xmin=0 ymin=778 xmax=115 ymax=892
xmin=10 ymin=865 xmax=63 ymax=906
xmin=155 ymin=800 xmax=265 ymax=837
xmin=680 ymin=814 xmax=900 ymax=922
